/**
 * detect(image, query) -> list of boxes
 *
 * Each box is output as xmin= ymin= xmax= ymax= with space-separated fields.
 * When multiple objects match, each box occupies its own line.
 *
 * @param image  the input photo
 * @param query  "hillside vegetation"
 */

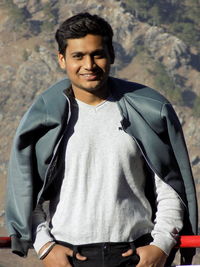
xmin=124 ymin=0 xmax=200 ymax=48
xmin=1 ymin=0 xmax=200 ymax=115
xmin=123 ymin=0 xmax=200 ymax=114
xmin=0 ymin=0 xmax=200 ymax=265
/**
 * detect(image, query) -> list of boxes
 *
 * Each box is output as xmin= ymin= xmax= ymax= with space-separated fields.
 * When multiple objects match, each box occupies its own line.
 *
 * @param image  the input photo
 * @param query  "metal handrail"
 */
xmin=177 ymin=235 xmax=200 ymax=248
xmin=1 ymin=236 xmax=200 ymax=266
xmin=1 ymin=235 xmax=200 ymax=248
xmin=0 ymin=236 xmax=11 ymax=247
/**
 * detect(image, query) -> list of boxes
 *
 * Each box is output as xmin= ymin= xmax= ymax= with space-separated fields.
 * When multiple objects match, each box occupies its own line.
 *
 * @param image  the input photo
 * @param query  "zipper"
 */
xmin=37 ymin=96 xmax=71 ymax=204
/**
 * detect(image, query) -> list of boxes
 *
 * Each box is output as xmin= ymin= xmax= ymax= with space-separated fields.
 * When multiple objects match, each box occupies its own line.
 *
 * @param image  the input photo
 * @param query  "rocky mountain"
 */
xmin=0 ymin=0 xmax=199 ymax=265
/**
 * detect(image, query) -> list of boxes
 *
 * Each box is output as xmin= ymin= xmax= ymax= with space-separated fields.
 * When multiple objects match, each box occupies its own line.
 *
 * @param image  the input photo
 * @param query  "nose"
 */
xmin=84 ymin=56 xmax=95 ymax=70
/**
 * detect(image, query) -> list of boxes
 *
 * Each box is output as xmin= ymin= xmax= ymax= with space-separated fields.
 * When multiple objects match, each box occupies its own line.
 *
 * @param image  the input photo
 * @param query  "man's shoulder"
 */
xmin=30 ymin=78 xmax=70 ymax=119
xmin=41 ymin=78 xmax=70 ymax=99
xmin=109 ymin=77 xmax=169 ymax=104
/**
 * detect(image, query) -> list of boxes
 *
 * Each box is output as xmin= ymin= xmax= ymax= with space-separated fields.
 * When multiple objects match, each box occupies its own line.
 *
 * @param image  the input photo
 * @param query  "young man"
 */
xmin=6 ymin=13 xmax=197 ymax=267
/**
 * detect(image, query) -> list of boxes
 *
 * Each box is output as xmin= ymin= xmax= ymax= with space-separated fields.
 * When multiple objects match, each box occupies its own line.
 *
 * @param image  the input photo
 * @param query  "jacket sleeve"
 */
xmin=5 ymin=95 xmax=47 ymax=257
xmin=161 ymin=103 xmax=198 ymax=264
xmin=161 ymin=103 xmax=198 ymax=234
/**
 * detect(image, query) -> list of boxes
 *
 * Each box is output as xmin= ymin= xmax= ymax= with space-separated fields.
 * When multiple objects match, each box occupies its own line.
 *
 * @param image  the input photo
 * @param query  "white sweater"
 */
xmin=32 ymin=97 xmax=184 ymax=256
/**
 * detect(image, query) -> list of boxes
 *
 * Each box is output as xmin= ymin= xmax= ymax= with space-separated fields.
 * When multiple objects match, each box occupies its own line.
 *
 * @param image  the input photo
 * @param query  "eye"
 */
xmin=72 ymin=53 xmax=83 ymax=60
xmin=94 ymin=51 xmax=105 ymax=59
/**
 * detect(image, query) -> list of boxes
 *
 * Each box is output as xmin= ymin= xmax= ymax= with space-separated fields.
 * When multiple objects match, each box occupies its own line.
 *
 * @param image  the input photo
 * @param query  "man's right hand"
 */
xmin=41 ymin=244 xmax=87 ymax=267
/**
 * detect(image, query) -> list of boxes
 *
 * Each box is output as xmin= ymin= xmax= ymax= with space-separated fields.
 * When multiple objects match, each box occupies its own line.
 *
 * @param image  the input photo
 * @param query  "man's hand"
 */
xmin=122 ymin=245 xmax=167 ymax=267
xmin=136 ymin=245 xmax=167 ymax=267
xmin=41 ymin=244 xmax=87 ymax=267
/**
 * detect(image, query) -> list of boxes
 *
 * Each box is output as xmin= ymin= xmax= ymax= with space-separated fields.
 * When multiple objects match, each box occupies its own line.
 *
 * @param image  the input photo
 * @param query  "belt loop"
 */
xmin=130 ymin=241 xmax=136 ymax=253
xmin=73 ymin=245 xmax=79 ymax=258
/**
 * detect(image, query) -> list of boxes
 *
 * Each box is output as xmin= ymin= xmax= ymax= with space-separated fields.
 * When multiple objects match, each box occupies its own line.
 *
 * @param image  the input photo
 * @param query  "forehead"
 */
xmin=66 ymin=34 xmax=106 ymax=53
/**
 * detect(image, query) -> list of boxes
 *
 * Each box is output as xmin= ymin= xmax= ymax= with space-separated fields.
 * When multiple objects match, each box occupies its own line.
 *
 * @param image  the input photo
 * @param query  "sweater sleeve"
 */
xmin=32 ymin=204 xmax=54 ymax=254
xmin=150 ymin=174 xmax=184 ymax=255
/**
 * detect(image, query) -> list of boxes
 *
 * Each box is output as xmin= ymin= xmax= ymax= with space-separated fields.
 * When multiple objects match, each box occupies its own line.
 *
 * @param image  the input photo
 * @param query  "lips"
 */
xmin=80 ymin=73 xmax=101 ymax=80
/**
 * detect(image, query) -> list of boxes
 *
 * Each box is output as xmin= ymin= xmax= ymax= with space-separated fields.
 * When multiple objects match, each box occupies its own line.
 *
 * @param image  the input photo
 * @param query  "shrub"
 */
xmin=22 ymin=50 xmax=29 ymax=61
xmin=153 ymin=62 xmax=183 ymax=105
xmin=193 ymin=96 xmax=200 ymax=117
xmin=40 ymin=21 xmax=55 ymax=33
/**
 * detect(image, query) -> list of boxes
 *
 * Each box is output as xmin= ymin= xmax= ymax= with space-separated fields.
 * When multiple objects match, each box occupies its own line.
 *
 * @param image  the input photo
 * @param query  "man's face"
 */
xmin=58 ymin=34 xmax=113 ymax=95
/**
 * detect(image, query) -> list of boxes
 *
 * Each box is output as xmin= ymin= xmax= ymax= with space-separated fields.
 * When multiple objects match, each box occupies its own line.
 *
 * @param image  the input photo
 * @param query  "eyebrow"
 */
xmin=71 ymin=49 xmax=106 ymax=56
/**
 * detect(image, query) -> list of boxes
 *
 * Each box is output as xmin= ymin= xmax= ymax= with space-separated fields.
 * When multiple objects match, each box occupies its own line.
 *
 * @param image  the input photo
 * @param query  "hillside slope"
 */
xmin=0 ymin=0 xmax=199 ymax=265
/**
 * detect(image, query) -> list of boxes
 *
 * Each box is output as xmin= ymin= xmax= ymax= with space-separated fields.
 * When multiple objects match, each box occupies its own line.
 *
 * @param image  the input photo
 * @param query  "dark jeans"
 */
xmin=56 ymin=234 xmax=153 ymax=267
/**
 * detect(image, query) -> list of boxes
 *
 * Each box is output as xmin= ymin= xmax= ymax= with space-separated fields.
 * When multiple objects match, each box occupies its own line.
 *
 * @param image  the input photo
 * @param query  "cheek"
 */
xmin=65 ymin=63 xmax=79 ymax=75
xmin=102 ymin=62 xmax=110 ymax=72
xmin=98 ymin=59 xmax=110 ymax=71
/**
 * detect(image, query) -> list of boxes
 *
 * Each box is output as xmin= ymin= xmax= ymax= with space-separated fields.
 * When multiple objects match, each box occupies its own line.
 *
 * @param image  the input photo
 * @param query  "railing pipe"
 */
xmin=1 ymin=236 xmax=200 ymax=248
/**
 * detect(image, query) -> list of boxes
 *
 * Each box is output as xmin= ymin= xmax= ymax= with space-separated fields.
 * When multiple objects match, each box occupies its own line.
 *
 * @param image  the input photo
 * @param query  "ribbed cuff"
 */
xmin=150 ymin=235 xmax=177 ymax=256
xmin=11 ymin=235 xmax=32 ymax=257
xmin=33 ymin=225 xmax=54 ymax=253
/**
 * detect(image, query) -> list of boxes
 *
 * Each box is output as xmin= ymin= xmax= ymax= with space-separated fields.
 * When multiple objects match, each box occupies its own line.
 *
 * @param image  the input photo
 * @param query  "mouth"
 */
xmin=80 ymin=72 xmax=101 ymax=81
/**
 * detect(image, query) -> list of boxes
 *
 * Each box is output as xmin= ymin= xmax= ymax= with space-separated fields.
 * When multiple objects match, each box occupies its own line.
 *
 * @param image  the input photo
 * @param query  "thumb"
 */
xmin=122 ymin=249 xmax=133 ymax=257
xmin=75 ymin=252 xmax=87 ymax=261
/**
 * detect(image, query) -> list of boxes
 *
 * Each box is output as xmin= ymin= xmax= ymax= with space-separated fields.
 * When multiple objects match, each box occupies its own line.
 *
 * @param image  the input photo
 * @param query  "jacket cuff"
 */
xmin=11 ymin=235 xmax=32 ymax=257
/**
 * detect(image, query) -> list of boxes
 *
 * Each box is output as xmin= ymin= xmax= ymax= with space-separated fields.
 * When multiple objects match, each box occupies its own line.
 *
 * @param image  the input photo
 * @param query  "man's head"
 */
xmin=55 ymin=13 xmax=115 ymax=99
xmin=55 ymin=12 xmax=115 ymax=64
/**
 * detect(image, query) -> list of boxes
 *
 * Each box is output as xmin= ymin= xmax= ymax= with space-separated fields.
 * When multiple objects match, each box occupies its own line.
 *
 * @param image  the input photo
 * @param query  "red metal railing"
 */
xmin=0 ymin=236 xmax=11 ymax=248
xmin=1 ymin=235 xmax=200 ymax=248
xmin=178 ymin=235 xmax=200 ymax=248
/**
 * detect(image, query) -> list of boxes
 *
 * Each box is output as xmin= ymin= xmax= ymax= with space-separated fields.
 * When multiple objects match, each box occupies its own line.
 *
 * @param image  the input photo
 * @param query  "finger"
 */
xmin=136 ymin=248 xmax=139 ymax=254
xmin=136 ymin=247 xmax=142 ymax=256
xmin=64 ymin=247 xmax=87 ymax=261
xmin=122 ymin=248 xmax=133 ymax=257
xmin=65 ymin=247 xmax=74 ymax=257
xmin=76 ymin=252 xmax=87 ymax=261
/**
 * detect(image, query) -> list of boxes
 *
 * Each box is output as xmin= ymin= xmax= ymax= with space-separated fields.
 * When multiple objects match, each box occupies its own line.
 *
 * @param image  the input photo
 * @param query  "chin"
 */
xmin=81 ymin=82 xmax=105 ymax=92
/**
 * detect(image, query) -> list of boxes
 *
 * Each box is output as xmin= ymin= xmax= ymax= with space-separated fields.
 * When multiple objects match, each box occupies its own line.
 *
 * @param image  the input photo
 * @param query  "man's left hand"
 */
xmin=122 ymin=244 xmax=167 ymax=267
xmin=136 ymin=245 xmax=167 ymax=267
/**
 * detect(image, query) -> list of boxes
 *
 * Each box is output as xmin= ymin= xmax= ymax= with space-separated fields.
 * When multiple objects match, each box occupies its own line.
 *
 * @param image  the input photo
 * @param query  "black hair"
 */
xmin=55 ymin=12 xmax=115 ymax=63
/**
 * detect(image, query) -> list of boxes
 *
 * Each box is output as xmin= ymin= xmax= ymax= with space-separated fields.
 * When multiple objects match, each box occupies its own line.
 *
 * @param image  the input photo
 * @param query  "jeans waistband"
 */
xmin=56 ymin=233 xmax=152 ymax=251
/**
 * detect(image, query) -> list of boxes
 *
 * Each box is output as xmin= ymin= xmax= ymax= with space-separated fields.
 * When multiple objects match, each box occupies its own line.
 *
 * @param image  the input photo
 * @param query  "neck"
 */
xmin=72 ymin=86 xmax=109 ymax=106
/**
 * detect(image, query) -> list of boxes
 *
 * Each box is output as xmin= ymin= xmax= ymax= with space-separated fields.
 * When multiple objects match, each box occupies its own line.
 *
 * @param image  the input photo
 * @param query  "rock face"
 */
xmin=0 ymin=0 xmax=200 ymax=264
xmin=145 ymin=27 xmax=191 ymax=70
xmin=13 ymin=0 xmax=27 ymax=8
xmin=144 ymin=26 xmax=200 ymax=94
xmin=14 ymin=47 xmax=61 ymax=99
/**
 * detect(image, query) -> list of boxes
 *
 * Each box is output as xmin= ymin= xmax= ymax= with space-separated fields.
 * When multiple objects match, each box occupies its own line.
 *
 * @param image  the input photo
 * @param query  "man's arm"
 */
xmin=32 ymin=203 xmax=54 ymax=254
xmin=32 ymin=204 xmax=87 ymax=267
xmin=150 ymin=174 xmax=184 ymax=255
xmin=138 ymin=174 xmax=184 ymax=267
xmin=122 ymin=174 xmax=184 ymax=267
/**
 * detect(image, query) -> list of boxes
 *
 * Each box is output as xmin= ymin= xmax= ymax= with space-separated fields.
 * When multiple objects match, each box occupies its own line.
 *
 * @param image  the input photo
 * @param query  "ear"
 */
xmin=58 ymin=53 xmax=66 ymax=69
